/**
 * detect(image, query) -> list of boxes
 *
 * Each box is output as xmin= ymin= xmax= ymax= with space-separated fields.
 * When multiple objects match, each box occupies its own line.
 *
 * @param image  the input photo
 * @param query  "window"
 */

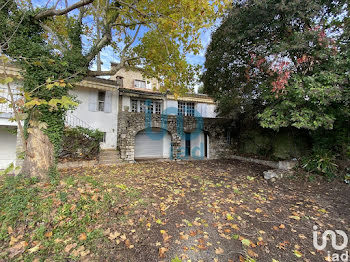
xmin=178 ymin=102 xmax=186 ymax=116
xmin=98 ymin=91 xmax=106 ymax=111
xmin=130 ymin=99 xmax=162 ymax=114
xmin=178 ymin=101 xmax=195 ymax=116
xmin=146 ymin=101 xmax=153 ymax=114
xmin=139 ymin=100 xmax=146 ymax=113
xmin=154 ymin=102 xmax=161 ymax=114
xmin=100 ymin=132 xmax=106 ymax=143
xmin=134 ymin=80 xmax=146 ymax=89
xmin=187 ymin=102 xmax=195 ymax=116
xmin=131 ymin=99 xmax=138 ymax=112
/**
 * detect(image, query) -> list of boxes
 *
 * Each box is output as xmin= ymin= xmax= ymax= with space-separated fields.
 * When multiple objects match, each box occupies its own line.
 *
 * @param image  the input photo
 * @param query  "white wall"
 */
xmin=166 ymin=100 xmax=178 ymax=115
xmin=69 ymin=86 xmax=118 ymax=149
xmin=0 ymin=82 xmax=20 ymax=127
xmin=165 ymin=100 xmax=216 ymax=118
xmin=163 ymin=131 xmax=171 ymax=158
xmin=197 ymin=103 xmax=216 ymax=118
xmin=122 ymin=96 xmax=130 ymax=112
xmin=191 ymin=131 xmax=205 ymax=158
xmin=206 ymin=104 xmax=216 ymax=118
xmin=0 ymin=126 xmax=17 ymax=169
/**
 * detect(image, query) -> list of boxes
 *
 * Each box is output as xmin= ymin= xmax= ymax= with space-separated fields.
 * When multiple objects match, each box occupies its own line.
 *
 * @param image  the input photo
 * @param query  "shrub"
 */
xmin=301 ymin=149 xmax=338 ymax=179
xmin=58 ymin=126 xmax=104 ymax=161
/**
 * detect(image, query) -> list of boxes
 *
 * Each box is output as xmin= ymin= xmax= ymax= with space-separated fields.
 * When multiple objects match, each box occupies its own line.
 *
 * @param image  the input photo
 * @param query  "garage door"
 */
xmin=0 ymin=126 xmax=17 ymax=169
xmin=135 ymin=129 xmax=163 ymax=159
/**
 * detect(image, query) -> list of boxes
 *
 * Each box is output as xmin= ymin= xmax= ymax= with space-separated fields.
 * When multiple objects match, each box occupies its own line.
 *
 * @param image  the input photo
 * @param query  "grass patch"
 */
xmin=0 ymin=173 xmax=119 ymax=261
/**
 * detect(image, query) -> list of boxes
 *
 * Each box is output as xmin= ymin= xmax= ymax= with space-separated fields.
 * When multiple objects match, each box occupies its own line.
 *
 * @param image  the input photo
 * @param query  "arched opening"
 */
xmin=134 ymin=128 xmax=171 ymax=160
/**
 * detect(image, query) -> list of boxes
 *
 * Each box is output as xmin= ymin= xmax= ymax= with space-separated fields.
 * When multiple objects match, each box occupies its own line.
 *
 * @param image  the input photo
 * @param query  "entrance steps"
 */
xmin=99 ymin=149 xmax=120 ymax=165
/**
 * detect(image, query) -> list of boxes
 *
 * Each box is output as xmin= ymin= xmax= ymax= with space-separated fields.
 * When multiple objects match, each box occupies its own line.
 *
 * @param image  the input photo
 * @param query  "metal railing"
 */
xmin=0 ymin=89 xmax=20 ymax=115
xmin=65 ymin=112 xmax=94 ymax=129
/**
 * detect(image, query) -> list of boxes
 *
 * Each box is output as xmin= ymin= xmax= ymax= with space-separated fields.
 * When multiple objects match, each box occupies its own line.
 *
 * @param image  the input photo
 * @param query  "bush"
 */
xmin=301 ymin=149 xmax=338 ymax=179
xmin=58 ymin=126 xmax=104 ymax=161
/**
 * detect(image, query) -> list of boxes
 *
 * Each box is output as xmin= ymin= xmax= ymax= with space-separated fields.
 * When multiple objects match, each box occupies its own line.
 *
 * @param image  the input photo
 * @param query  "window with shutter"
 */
xmin=88 ymin=90 xmax=98 ymax=112
xmin=104 ymin=91 xmax=112 ymax=113
xmin=98 ymin=91 xmax=106 ymax=111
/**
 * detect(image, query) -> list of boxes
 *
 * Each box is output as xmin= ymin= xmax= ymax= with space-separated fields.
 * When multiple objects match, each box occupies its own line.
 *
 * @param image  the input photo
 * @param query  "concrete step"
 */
xmin=99 ymin=156 xmax=118 ymax=160
xmin=99 ymin=160 xmax=121 ymax=165
xmin=99 ymin=152 xmax=118 ymax=156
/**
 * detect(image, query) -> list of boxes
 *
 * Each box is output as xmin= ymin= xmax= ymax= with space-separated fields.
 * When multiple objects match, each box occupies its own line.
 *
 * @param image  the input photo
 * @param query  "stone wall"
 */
xmin=117 ymin=112 xmax=230 ymax=161
xmin=109 ymin=67 xmax=159 ymax=89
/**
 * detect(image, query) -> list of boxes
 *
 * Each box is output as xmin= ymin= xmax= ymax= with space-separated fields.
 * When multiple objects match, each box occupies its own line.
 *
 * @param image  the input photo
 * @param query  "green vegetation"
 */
xmin=203 ymin=0 xmax=350 ymax=177
xmin=59 ymin=126 xmax=104 ymax=161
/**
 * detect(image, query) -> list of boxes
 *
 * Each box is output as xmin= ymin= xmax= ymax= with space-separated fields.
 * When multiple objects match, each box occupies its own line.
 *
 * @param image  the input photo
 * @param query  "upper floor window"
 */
xmin=134 ymin=80 xmax=146 ymax=89
xmin=98 ymin=91 xmax=106 ymax=111
xmin=88 ymin=90 xmax=112 ymax=113
xmin=131 ymin=99 xmax=138 ymax=112
xmin=178 ymin=102 xmax=195 ymax=116
xmin=130 ymin=99 xmax=162 ymax=114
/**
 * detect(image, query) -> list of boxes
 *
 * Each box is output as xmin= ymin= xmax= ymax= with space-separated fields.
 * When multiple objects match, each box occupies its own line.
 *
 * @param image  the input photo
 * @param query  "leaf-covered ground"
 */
xmin=0 ymin=160 xmax=349 ymax=262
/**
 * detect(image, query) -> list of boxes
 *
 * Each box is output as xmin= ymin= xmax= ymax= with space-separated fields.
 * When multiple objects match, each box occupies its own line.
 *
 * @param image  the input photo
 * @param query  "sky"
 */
xmin=32 ymin=0 xmax=217 ymax=91
xmin=92 ymin=27 xmax=214 ymax=74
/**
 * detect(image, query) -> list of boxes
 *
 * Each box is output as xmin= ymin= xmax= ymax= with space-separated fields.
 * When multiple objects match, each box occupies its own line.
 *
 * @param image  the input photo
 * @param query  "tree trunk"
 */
xmin=21 ymin=127 xmax=55 ymax=179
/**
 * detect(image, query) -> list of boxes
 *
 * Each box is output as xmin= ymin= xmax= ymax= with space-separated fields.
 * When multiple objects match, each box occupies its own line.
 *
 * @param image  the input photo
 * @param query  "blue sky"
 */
xmin=93 ymin=27 xmax=213 ymax=73
xmin=32 ymin=0 xmax=216 ymax=90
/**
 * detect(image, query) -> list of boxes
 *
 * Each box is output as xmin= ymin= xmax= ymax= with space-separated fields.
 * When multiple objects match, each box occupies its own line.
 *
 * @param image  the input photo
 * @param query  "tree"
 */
xmin=202 ymin=0 xmax=349 ymax=154
xmin=0 ymin=0 xmax=227 ymax=178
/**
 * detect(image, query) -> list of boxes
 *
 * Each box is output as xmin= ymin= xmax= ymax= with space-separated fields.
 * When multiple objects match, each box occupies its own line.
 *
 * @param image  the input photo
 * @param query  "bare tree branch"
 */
xmin=112 ymin=21 xmax=146 ymax=28
xmin=87 ymin=57 xmax=140 ymax=76
xmin=34 ymin=0 xmax=94 ymax=20
xmin=85 ymin=30 xmax=112 ymax=62
xmin=0 ymin=0 xmax=11 ymax=11
xmin=116 ymin=0 xmax=147 ymax=17
xmin=1 ymin=15 xmax=25 ymax=50
xmin=87 ymin=24 xmax=141 ymax=76
xmin=40 ymin=22 xmax=68 ymax=52
xmin=124 ymin=24 xmax=141 ymax=51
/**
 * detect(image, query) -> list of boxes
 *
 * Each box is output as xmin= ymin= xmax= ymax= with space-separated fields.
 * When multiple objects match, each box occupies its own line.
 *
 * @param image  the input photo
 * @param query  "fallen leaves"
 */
xmin=28 ymin=242 xmax=41 ymax=254
xmin=8 ymin=241 xmax=27 ymax=258
xmin=215 ymin=247 xmax=224 ymax=254
xmin=294 ymin=250 xmax=303 ymax=258
xmin=64 ymin=243 xmax=77 ymax=253
xmin=159 ymin=247 xmax=168 ymax=258
xmin=108 ymin=231 xmax=120 ymax=240
xmin=247 ymin=248 xmax=259 ymax=258
xmin=79 ymin=233 xmax=87 ymax=241
xmin=241 ymin=238 xmax=251 ymax=246
xmin=1 ymin=161 xmax=348 ymax=262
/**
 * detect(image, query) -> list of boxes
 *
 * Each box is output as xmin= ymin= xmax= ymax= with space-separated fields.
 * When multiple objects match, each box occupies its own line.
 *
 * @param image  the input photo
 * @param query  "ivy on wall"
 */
xmin=1 ymin=2 xmax=88 ymax=159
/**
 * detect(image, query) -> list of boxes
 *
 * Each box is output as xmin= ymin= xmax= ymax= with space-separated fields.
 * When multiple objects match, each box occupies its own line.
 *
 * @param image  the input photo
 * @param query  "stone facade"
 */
xmin=110 ymin=67 xmax=159 ymax=90
xmin=117 ymin=112 xmax=230 ymax=161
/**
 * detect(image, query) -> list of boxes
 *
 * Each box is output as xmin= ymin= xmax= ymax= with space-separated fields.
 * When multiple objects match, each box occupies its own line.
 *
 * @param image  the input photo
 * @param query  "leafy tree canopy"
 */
xmin=203 ymin=0 xmax=349 ymax=131
xmin=0 ymin=0 xmax=229 ymax=177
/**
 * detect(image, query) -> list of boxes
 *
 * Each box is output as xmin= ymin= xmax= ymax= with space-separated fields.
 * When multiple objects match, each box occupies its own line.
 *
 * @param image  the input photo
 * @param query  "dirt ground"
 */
xmin=63 ymin=159 xmax=350 ymax=262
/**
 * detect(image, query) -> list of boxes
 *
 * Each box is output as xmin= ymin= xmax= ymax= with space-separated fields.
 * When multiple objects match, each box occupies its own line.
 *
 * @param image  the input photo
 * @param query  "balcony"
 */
xmin=0 ymin=93 xmax=14 ymax=117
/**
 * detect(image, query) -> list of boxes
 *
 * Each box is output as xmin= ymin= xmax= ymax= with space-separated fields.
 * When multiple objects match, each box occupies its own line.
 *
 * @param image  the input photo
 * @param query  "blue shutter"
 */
xmin=104 ymin=91 xmax=112 ymax=113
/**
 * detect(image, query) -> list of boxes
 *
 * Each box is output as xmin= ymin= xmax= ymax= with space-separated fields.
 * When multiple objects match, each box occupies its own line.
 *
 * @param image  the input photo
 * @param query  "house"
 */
xmin=0 ymin=64 xmax=230 ymax=169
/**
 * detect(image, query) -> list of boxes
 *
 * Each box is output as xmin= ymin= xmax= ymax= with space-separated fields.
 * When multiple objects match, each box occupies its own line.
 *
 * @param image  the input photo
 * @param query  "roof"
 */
xmin=119 ymin=86 xmax=216 ymax=104
xmin=1 ymin=64 xmax=216 ymax=103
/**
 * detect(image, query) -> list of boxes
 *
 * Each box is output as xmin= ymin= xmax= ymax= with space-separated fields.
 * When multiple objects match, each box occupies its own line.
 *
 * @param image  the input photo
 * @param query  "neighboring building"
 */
xmin=0 ymin=66 xmax=22 ymax=169
xmin=0 ymin=64 xmax=230 ymax=169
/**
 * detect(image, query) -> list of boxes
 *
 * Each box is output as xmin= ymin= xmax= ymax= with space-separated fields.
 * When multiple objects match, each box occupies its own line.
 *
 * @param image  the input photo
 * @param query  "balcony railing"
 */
xmin=0 ymin=91 xmax=18 ymax=116
xmin=65 ymin=112 xmax=94 ymax=130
